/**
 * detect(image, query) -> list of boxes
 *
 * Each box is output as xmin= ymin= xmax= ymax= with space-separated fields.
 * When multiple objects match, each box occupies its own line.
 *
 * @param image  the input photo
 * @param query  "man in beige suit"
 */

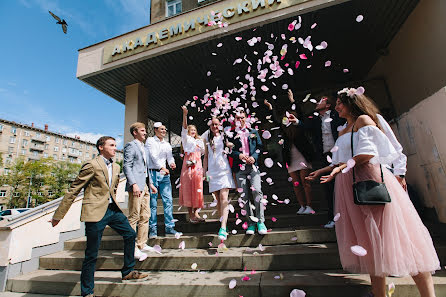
xmin=51 ymin=136 xmax=148 ymax=297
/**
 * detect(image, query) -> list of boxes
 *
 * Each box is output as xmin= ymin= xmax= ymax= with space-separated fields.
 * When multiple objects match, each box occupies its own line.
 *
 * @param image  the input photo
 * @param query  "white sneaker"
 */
xmin=134 ymin=247 xmax=148 ymax=262
xmin=324 ymin=220 xmax=335 ymax=229
xmin=296 ymin=206 xmax=306 ymax=215
xmin=141 ymin=244 xmax=155 ymax=253
xmin=302 ymin=206 xmax=315 ymax=214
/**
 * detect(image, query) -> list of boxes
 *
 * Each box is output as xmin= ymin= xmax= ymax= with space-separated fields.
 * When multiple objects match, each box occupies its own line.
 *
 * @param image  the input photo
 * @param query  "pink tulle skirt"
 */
xmin=334 ymin=163 xmax=440 ymax=276
xmin=179 ymin=151 xmax=204 ymax=209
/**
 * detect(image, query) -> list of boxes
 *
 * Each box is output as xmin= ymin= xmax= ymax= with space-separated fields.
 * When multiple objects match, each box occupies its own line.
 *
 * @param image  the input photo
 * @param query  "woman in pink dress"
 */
xmin=307 ymin=88 xmax=439 ymax=297
xmin=179 ymin=106 xmax=205 ymax=223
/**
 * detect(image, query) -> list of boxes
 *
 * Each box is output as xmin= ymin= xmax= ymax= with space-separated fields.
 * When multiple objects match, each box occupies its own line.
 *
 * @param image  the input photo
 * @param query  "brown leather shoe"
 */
xmin=122 ymin=270 xmax=149 ymax=282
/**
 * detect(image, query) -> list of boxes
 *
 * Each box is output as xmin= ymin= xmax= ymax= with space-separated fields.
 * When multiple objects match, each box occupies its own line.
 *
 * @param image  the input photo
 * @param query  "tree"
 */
xmin=46 ymin=161 xmax=81 ymax=199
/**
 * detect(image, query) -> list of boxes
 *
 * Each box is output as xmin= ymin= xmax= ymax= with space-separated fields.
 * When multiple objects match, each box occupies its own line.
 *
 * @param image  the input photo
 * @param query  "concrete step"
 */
xmin=7 ymin=269 xmax=446 ymax=297
xmin=103 ymin=212 xmax=331 ymax=236
xmin=64 ymin=228 xmax=337 ymax=250
xmin=39 ymin=243 xmax=342 ymax=271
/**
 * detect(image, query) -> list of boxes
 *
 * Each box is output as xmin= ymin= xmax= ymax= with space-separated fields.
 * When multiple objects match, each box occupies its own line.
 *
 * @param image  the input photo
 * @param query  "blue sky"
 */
xmin=0 ymin=0 xmax=151 ymax=148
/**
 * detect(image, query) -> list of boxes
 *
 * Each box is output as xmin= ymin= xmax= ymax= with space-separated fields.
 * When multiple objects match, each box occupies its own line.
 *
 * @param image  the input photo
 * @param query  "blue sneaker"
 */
xmin=218 ymin=227 xmax=228 ymax=240
xmin=149 ymin=229 xmax=157 ymax=239
xmin=165 ymin=227 xmax=182 ymax=237
xmin=246 ymin=225 xmax=256 ymax=235
xmin=257 ymin=222 xmax=267 ymax=235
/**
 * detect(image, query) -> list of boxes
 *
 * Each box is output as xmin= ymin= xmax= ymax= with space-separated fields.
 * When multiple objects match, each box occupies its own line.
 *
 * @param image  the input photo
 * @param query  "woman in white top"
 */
xmin=307 ymin=88 xmax=439 ymax=297
xmin=202 ymin=117 xmax=236 ymax=240
xmin=179 ymin=106 xmax=205 ymax=223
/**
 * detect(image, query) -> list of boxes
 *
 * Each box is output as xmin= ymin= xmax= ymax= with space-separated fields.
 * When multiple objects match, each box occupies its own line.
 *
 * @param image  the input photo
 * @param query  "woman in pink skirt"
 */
xmin=179 ymin=106 xmax=205 ymax=223
xmin=307 ymin=88 xmax=439 ymax=297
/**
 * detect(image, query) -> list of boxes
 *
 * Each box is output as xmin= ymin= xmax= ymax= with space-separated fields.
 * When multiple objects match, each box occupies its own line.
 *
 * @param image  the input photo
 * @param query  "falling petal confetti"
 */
xmin=262 ymin=130 xmax=271 ymax=139
xmin=229 ymin=279 xmax=237 ymax=289
xmin=242 ymin=222 xmax=248 ymax=229
xmin=179 ymin=241 xmax=185 ymax=250
xmin=343 ymin=68 xmax=349 ymax=73
xmin=325 ymin=60 xmax=332 ymax=67
xmin=207 ymin=71 xmax=211 ymax=76
xmin=272 ymin=217 xmax=277 ymax=222
xmin=356 ymin=86 xmax=365 ymax=95
xmin=242 ymin=276 xmax=251 ymax=281
xmin=356 ymin=15 xmax=364 ymax=22
xmin=258 ymin=244 xmax=265 ymax=251
xmin=264 ymin=158 xmax=274 ymax=168
xmin=282 ymin=84 xmax=288 ymax=90
xmin=330 ymin=145 xmax=339 ymax=152
xmin=191 ymin=263 xmax=198 ymax=270
xmin=284 ymin=198 xmax=290 ymax=204
xmin=208 ymin=242 xmax=213 ymax=247
xmin=232 ymin=229 xmax=237 ymax=234
xmin=153 ymin=245 xmax=162 ymax=254
xmin=326 ymin=155 xmax=332 ymax=163
xmin=290 ymin=289 xmax=306 ymax=297
xmin=388 ymin=283 xmax=395 ymax=297
xmin=324 ymin=117 xmax=333 ymax=123
xmin=347 ymin=158 xmax=356 ymax=168
xmin=299 ymin=54 xmax=307 ymax=60
xmin=228 ymin=204 xmax=235 ymax=213
xmin=236 ymin=218 xmax=242 ymax=225
xmin=311 ymin=22 xmax=317 ymax=29
xmin=250 ymin=216 xmax=259 ymax=222
xmin=291 ymin=237 xmax=298 ymax=241
xmin=235 ymin=36 xmax=242 ymax=41
xmin=217 ymin=43 xmax=223 ymax=47
xmin=333 ymin=213 xmax=341 ymax=222
xmin=293 ymin=181 xmax=299 ymax=187
xmin=351 ymin=245 xmax=367 ymax=256
xmin=261 ymin=85 xmax=269 ymax=92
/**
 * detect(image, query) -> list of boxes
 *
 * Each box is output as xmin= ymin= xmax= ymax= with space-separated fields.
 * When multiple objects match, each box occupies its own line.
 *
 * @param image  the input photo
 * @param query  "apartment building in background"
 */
xmin=0 ymin=118 xmax=123 ymax=207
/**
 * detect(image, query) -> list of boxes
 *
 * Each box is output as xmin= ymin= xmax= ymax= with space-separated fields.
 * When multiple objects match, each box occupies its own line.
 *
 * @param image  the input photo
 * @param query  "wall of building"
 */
xmin=390 ymin=88 xmax=446 ymax=222
xmin=150 ymin=0 xmax=219 ymax=24
xmin=368 ymin=0 xmax=446 ymax=116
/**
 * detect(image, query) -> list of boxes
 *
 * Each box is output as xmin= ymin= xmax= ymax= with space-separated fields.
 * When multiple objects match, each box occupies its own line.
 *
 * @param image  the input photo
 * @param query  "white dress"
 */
xmin=205 ymin=134 xmax=236 ymax=193
xmin=287 ymin=145 xmax=312 ymax=173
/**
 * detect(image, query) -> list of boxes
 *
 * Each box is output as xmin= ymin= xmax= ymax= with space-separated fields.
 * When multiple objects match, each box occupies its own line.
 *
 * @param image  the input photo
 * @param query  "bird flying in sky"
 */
xmin=48 ymin=11 xmax=68 ymax=34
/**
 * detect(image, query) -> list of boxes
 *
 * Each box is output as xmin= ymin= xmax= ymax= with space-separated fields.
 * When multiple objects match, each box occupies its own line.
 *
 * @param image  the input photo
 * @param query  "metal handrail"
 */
xmin=4 ymin=173 xmax=126 ymax=226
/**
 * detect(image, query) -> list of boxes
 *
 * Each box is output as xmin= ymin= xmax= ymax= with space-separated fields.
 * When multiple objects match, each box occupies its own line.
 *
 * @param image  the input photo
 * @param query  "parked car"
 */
xmin=0 ymin=208 xmax=30 ymax=218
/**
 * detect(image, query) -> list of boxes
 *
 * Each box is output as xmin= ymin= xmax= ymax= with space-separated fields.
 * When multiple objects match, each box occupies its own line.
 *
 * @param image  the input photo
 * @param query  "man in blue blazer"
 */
xmin=229 ymin=110 xmax=268 ymax=235
xmin=123 ymin=122 xmax=157 ymax=260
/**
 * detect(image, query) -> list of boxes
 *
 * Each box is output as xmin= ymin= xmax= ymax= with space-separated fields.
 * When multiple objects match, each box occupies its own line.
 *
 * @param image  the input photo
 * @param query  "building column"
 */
xmin=124 ymin=83 xmax=149 ymax=145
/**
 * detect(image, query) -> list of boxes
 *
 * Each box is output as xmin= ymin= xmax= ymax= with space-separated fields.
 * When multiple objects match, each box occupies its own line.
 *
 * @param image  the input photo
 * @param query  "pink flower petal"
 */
xmin=241 ymin=209 xmax=247 ymax=216
xmin=343 ymin=68 xmax=349 ymax=73
xmin=264 ymin=158 xmax=274 ymax=168
xmin=290 ymin=289 xmax=306 ymax=297
xmin=262 ymin=130 xmax=271 ymax=139
xmin=330 ymin=145 xmax=339 ymax=152
xmin=236 ymin=218 xmax=242 ymax=225
xmin=242 ymin=221 xmax=248 ymax=229
xmin=326 ymin=155 xmax=332 ymax=163
xmin=179 ymin=241 xmax=185 ymax=250
xmin=207 ymin=71 xmax=211 ymax=76
xmin=229 ymin=279 xmax=237 ymax=289
xmin=299 ymin=54 xmax=307 ymax=60
xmin=325 ymin=60 xmax=331 ymax=67
xmin=311 ymin=22 xmax=317 ymax=29
xmin=351 ymin=245 xmax=367 ymax=256
xmin=288 ymin=23 xmax=294 ymax=31
xmin=208 ymin=242 xmax=213 ymax=247
xmin=295 ymin=61 xmax=300 ymax=69
xmin=333 ymin=213 xmax=341 ymax=222
xmin=235 ymin=37 xmax=242 ymax=41
xmin=261 ymin=85 xmax=269 ymax=92
xmin=271 ymin=217 xmax=277 ymax=222
xmin=217 ymin=43 xmax=223 ymax=47
xmin=293 ymin=181 xmax=299 ymax=187
xmin=356 ymin=15 xmax=364 ymax=22
xmin=242 ymin=276 xmax=251 ymax=281
xmin=356 ymin=86 xmax=365 ymax=95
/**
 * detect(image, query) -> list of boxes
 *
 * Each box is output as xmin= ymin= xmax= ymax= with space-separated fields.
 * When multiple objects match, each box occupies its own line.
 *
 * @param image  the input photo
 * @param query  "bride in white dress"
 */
xmin=202 ymin=117 xmax=236 ymax=240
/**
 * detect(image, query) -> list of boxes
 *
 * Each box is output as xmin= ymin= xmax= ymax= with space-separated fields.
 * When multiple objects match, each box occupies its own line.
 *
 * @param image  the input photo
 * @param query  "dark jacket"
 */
xmin=229 ymin=128 xmax=263 ymax=173
xmin=271 ymin=109 xmax=314 ymax=167
xmin=298 ymin=110 xmax=345 ymax=157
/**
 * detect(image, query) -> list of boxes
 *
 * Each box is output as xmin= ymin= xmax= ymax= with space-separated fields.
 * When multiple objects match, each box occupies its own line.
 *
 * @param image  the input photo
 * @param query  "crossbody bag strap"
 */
xmin=350 ymin=123 xmax=384 ymax=183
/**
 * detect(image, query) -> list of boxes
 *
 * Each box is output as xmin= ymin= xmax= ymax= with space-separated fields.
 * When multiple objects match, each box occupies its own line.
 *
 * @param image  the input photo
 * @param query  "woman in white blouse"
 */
xmin=202 ymin=117 xmax=236 ymax=240
xmin=307 ymin=88 xmax=439 ymax=297
xmin=179 ymin=106 xmax=205 ymax=223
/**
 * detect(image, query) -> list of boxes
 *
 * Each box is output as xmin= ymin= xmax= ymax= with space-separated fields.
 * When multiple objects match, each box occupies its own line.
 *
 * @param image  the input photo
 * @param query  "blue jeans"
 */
xmin=149 ymin=171 xmax=175 ymax=231
xmin=81 ymin=203 xmax=136 ymax=296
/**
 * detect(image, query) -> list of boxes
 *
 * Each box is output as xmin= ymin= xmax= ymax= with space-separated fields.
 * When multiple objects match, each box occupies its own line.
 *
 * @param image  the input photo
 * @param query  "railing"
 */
xmin=0 ymin=175 xmax=127 ymax=266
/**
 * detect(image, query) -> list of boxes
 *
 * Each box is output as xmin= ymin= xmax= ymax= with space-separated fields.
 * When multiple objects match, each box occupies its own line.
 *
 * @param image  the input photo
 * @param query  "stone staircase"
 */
xmin=5 ymin=181 xmax=446 ymax=296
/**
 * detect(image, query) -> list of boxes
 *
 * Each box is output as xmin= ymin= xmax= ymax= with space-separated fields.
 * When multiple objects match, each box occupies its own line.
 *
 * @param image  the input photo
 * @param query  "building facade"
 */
xmin=0 ymin=119 xmax=124 ymax=208
xmin=150 ymin=0 xmax=219 ymax=24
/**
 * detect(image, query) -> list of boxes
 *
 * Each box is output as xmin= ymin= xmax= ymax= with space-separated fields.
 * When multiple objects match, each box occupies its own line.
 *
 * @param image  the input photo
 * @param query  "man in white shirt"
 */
xmin=123 ymin=122 xmax=158 ymax=261
xmin=146 ymin=122 xmax=182 ymax=238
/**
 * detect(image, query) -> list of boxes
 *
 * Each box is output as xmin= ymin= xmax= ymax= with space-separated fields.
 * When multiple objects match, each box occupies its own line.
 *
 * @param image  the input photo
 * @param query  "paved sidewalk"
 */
xmin=0 ymin=293 xmax=75 ymax=297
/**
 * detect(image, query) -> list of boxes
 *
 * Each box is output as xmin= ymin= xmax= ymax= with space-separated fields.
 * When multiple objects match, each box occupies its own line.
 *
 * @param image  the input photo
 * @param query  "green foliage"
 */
xmin=0 ymin=158 xmax=81 ymax=208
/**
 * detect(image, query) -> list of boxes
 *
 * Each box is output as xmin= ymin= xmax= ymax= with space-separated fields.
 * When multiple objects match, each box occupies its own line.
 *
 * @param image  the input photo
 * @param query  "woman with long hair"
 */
xmin=264 ymin=99 xmax=315 ymax=215
xmin=179 ymin=106 xmax=205 ymax=223
xmin=202 ymin=117 xmax=236 ymax=240
xmin=307 ymin=88 xmax=439 ymax=297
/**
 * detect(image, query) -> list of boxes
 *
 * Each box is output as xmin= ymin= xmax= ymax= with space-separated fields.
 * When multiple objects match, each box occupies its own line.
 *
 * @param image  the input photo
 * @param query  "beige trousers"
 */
xmin=128 ymin=185 xmax=151 ymax=250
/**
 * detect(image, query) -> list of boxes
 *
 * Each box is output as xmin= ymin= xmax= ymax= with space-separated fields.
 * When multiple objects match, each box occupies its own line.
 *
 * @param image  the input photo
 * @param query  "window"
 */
xmin=44 ymin=153 xmax=48 ymax=158
xmin=48 ymin=191 xmax=53 ymax=196
xmin=8 ymin=147 xmax=13 ymax=153
xmin=9 ymin=136 xmax=15 ymax=144
xmin=46 ymin=136 xmax=51 ymax=141
xmin=0 ymin=190 xmax=6 ymax=197
xmin=21 ymin=149 xmax=26 ymax=155
xmin=86 ymin=152 xmax=90 ymax=158
xmin=54 ymin=146 xmax=59 ymax=152
xmin=33 ymin=151 xmax=38 ymax=156
xmin=4 ymin=169 xmax=10 ymax=175
xmin=24 ymin=130 xmax=30 ymax=136
xmin=79 ymin=151 xmax=83 ymax=156
xmin=0 ymin=124 xmax=3 ymax=132
xmin=22 ymin=139 xmax=28 ymax=146
xmin=166 ymin=0 xmax=182 ymax=17
xmin=56 ymin=138 xmax=60 ymax=143
xmin=62 ymin=148 xmax=66 ymax=153
xmin=11 ymin=127 xmax=17 ymax=134
xmin=36 ymin=132 xmax=41 ymax=138
xmin=92 ymin=153 xmax=96 ymax=158
xmin=5 ymin=157 xmax=12 ymax=165
xmin=13 ymin=192 xmax=20 ymax=197
xmin=72 ymin=141 xmax=75 ymax=147
xmin=63 ymin=139 xmax=67 ymax=145
xmin=38 ymin=192 xmax=43 ymax=196
xmin=80 ymin=144 xmax=83 ymax=149
xmin=40 ymin=182 xmax=44 ymax=186
xmin=44 ymin=144 xmax=49 ymax=149
xmin=53 ymin=154 xmax=57 ymax=160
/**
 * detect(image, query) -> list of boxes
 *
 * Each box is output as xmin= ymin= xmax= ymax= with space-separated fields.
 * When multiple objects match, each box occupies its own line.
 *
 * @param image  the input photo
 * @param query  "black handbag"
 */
xmin=351 ymin=124 xmax=391 ymax=205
